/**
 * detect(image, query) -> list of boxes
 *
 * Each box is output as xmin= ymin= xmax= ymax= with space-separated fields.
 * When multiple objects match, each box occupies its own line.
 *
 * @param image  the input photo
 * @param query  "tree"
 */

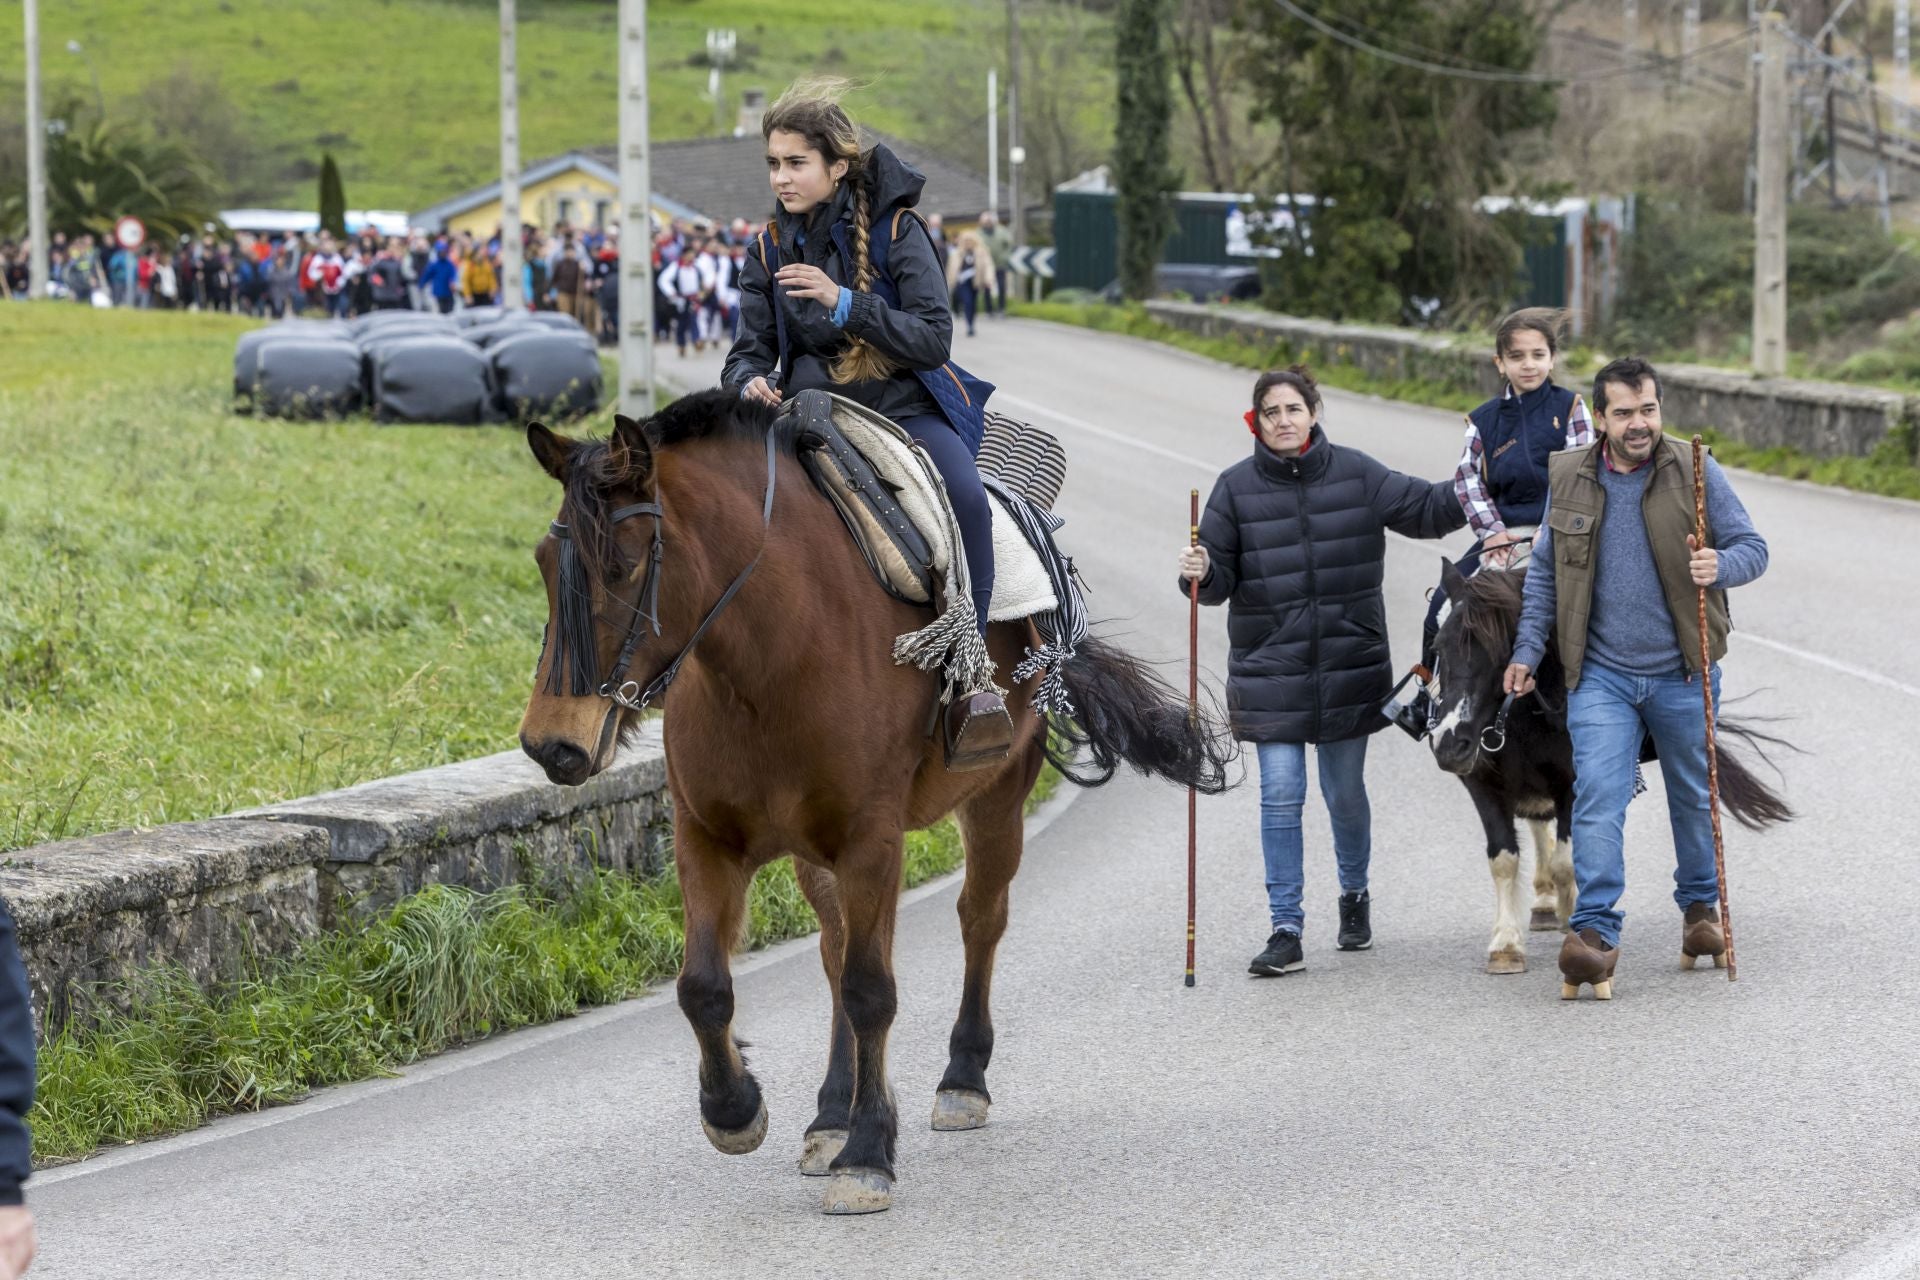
xmin=1114 ymin=0 xmax=1177 ymax=300
xmin=318 ymin=153 xmax=347 ymax=239
xmin=0 ymin=98 xmax=221 ymax=242
xmin=1241 ymin=0 xmax=1559 ymax=325
xmin=1169 ymin=0 xmax=1253 ymax=192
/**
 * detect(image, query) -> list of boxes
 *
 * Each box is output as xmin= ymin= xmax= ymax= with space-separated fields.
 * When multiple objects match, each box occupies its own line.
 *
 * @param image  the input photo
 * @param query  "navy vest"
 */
xmin=1467 ymin=382 xmax=1575 ymax=529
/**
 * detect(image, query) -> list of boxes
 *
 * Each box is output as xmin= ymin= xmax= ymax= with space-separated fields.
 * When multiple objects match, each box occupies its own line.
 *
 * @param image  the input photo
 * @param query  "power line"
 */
xmin=1295 ymin=0 xmax=1689 ymax=79
xmin=1266 ymin=0 xmax=1755 ymax=86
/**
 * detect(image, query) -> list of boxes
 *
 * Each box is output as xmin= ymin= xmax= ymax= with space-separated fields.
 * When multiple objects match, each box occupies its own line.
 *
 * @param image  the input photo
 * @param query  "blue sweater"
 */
xmin=1513 ymin=453 xmax=1767 ymax=677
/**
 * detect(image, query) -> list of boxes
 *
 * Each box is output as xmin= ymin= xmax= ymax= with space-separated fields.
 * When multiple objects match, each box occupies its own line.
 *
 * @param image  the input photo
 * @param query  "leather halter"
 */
xmin=548 ymin=426 xmax=780 ymax=717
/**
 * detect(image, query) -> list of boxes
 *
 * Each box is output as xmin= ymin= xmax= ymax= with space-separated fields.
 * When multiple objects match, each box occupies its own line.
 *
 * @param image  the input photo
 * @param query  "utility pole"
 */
xmin=1008 ymin=0 xmax=1024 ymax=253
xmin=23 ymin=0 xmax=49 ymax=299
xmin=1683 ymin=0 xmax=1700 ymax=82
xmin=1898 ymin=0 xmax=1912 ymax=131
xmin=987 ymin=67 xmax=999 ymax=219
xmin=499 ymin=0 xmax=523 ymax=309
xmin=618 ymin=0 xmax=656 ymax=417
xmin=705 ymin=29 xmax=735 ymax=136
xmin=1823 ymin=1 xmax=1839 ymax=205
xmin=1754 ymin=12 xmax=1788 ymax=377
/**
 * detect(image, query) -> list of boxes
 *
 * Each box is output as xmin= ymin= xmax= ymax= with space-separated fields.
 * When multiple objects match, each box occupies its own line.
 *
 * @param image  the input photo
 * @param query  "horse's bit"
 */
xmin=549 ymin=425 xmax=779 ymax=714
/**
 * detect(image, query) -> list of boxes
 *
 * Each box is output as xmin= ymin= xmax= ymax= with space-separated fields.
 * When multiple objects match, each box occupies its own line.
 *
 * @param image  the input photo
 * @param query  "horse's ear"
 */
xmin=609 ymin=413 xmax=654 ymax=479
xmin=527 ymin=421 xmax=575 ymax=482
xmin=1440 ymin=556 xmax=1469 ymax=601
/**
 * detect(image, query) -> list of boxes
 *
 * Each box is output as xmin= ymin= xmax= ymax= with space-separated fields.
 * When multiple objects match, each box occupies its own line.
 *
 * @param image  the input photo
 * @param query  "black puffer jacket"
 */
xmin=1181 ymin=424 xmax=1466 ymax=743
xmin=722 ymin=143 xmax=950 ymax=423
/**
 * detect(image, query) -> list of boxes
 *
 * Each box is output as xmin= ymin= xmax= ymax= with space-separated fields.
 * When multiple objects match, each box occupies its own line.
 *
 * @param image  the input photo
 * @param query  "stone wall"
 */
xmin=0 ymin=721 xmax=670 ymax=1029
xmin=1144 ymin=301 xmax=1913 ymax=458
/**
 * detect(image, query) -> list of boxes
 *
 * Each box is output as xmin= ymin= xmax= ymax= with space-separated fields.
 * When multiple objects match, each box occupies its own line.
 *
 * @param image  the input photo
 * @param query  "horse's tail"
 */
xmin=1043 ymin=634 xmax=1237 ymax=795
xmin=1715 ymin=716 xmax=1795 ymax=831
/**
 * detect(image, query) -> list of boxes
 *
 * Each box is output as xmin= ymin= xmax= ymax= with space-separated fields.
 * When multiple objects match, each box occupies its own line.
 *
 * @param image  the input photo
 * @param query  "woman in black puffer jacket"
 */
xmin=1177 ymin=366 xmax=1464 ymax=977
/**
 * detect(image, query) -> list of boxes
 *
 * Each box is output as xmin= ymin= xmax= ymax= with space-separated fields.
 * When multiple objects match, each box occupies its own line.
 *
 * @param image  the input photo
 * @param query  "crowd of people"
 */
xmin=0 ymin=225 xmax=625 ymax=337
xmin=0 ymin=206 xmax=1019 ymax=359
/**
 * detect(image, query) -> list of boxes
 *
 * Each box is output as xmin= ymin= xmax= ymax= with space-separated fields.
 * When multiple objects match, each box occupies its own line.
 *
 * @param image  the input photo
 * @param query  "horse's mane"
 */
xmin=1455 ymin=567 xmax=1528 ymax=656
xmin=559 ymin=389 xmax=793 ymax=586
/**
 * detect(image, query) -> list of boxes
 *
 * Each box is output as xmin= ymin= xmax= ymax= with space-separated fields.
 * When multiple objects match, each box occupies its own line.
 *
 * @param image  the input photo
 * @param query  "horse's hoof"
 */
xmin=821 ymin=1167 xmax=893 ymax=1215
xmin=931 ymin=1089 xmax=990 ymax=1131
xmin=798 ymin=1128 xmax=847 ymax=1176
xmin=702 ymin=1101 xmax=768 ymax=1156
xmin=1486 ymin=949 xmax=1527 ymax=975
xmin=1529 ymin=909 xmax=1562 ymax=932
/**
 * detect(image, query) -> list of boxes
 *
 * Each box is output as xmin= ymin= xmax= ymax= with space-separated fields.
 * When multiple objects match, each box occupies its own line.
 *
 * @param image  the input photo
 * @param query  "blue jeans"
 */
xmin=1566 ymin=661 xmax=1723 ymax=947
xmin=901 ymin=414 xmax=993 ymax=639
xmin=1256 ymin=737 xmax=1372 ymax=935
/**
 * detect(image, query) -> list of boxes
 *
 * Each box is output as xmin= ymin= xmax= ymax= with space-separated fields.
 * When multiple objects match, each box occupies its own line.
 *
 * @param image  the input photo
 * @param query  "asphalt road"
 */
xmin=31 ymin=319 xmax=1920 ymax=1279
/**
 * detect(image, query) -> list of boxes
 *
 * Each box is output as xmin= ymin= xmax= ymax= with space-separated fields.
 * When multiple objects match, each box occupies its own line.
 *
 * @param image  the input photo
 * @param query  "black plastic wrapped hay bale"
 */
xmin=349 ymin=309 xmax=455 ymax=342
xmin=250 ymin=339 xmax=366 ymax=419
xmin=488 ymin=330 xmax=604 ymax=423
xmin=234 ymin=321 xmax=340 ymax=410
xmin=454 ymin=304 xmax=505 ymax=329
xmin=526 ymin=310 xmax=589 ymax=334
xmin=459 ymin=317 xmax=548 ymax=351
xmin=367 ymin=336 xmax=501 ymax=425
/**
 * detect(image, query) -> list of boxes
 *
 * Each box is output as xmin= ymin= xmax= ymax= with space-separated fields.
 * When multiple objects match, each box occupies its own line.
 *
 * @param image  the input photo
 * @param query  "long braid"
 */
xmin=830 ymin=172 xmax=896 ymax=385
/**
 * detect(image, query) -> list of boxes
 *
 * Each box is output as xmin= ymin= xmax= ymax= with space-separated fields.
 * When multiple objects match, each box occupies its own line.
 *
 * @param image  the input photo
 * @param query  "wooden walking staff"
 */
xmin=1691 ymin=435 xmax=1738 ymax=982
xmin=1186 ymin=488 xmax=1200 ymax=988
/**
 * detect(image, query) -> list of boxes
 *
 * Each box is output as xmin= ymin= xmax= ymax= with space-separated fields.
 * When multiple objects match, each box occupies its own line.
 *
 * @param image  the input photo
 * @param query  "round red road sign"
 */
xmin=113 ymin=216 xmax=146 ymax=251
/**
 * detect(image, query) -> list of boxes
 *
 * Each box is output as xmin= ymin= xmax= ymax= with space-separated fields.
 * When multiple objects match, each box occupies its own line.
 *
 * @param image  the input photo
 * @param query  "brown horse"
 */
xmin=518 ymin=389 xmax=1232 ymax=1215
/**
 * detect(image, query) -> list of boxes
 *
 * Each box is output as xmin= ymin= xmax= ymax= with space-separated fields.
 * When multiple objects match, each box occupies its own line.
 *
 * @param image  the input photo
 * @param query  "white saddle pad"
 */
xmin=825 ymin=398 xmax=1057 ymax=622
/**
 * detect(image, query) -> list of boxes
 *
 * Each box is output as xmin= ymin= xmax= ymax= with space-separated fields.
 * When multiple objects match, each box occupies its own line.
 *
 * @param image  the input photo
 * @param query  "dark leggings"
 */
xmin=957 ymin=280 xmax=978 ymax=332
xmin=900 ymin=413 xmax=994 ymax=638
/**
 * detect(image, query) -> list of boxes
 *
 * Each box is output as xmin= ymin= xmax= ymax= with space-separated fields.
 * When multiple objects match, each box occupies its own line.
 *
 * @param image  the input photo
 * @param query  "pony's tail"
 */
xmin=1043 ymin=635 xmax=1237 ymax=795
xmin=1715 ymin=716 xmax=1795 ymax=831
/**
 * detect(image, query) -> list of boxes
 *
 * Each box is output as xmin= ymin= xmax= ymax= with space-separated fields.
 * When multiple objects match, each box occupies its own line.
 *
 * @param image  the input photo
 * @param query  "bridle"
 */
xmin=546 ymin=426 xmax=779 ymax=718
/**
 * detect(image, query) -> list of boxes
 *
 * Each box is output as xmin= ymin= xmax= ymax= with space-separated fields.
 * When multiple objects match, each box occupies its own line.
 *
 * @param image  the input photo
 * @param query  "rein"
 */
xmin=547 ymin=426 xmax=780 ymax=719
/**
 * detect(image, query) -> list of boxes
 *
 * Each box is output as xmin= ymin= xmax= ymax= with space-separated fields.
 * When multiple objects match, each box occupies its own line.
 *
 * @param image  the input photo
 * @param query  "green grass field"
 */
xmin=0 ymin=0 xmax=1036 ymax=213
xmin=0 ymin=305 xmax=579 ymax=852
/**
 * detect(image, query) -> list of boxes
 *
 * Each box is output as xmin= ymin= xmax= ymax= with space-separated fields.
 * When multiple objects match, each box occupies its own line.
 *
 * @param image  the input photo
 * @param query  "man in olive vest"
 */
xmin=1503 ymin=357 xmax=1768 ymax=999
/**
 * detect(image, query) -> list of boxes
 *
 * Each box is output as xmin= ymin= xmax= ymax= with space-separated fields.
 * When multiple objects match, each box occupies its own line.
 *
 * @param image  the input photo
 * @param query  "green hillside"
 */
xmin=0 ymin=0 xmax=1113 ymax=217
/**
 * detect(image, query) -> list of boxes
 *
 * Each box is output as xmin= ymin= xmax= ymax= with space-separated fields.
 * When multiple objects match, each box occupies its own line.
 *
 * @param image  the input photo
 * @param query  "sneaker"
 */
xmin=1336 ymin=891 xmax=1373 ymax=951
xmin=1249 ymin=929 xmax=1305 ymax=977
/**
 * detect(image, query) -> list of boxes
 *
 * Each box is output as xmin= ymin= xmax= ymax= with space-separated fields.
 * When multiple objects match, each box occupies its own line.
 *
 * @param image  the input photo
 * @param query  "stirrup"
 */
xmin=944 ymin=691 xmax=1014 ymax=771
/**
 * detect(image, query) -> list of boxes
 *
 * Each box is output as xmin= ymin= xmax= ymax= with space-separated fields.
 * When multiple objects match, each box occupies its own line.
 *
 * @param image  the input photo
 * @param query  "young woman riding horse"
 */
xmin=721 ymin=79 xmax=1010 ymax=764
xmin=518 ymin=84 xmax=1232 ymax=1217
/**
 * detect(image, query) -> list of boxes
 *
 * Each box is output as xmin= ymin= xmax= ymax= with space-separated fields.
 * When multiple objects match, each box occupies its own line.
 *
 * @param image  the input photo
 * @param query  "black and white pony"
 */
xmin=1425 ymin=560 xmax=1792 ymax=974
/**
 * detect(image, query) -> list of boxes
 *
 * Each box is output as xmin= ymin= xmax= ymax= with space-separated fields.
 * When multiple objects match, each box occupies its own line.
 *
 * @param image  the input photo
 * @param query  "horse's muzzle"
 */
xmin=1429 ymin=733 xmax=1480 ymax=777
xmin=522 ymin=735 xmax=595 ymax=786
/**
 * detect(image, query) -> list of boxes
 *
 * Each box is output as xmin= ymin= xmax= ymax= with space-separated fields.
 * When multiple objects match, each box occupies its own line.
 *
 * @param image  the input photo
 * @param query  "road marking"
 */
xmin=1803 ymin=1213 xmax=1920 ymax=1280
xmin=995 ymin=390 xmax=1920 ymax=702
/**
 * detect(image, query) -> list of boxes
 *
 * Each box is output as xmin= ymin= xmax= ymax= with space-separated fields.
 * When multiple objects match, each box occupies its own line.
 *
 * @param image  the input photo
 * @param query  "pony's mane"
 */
xmin=559 ymin=389 xmax=794 ymax=585
xmin=1455 ymin=567 xmax=1528 ymax=656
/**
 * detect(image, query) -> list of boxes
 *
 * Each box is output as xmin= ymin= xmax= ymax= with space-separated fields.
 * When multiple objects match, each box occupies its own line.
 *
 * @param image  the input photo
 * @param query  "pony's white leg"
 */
xmin=1487 ymin=849 xmax=1527 ymax=974
xmin=1527 ymin=818 xmax=1561 ymax=931
xmin=1551 ymin=834 xmax=1576 ymax=929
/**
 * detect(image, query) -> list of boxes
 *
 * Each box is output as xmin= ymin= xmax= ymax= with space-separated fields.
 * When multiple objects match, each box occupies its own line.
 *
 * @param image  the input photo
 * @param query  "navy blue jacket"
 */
xmin=1180 ymin=425 xmax=1466 ymax=743
xmin=0 ymin=901 xmax=34 ymax=1204
xmin=1466 ymin=381 xmax=1578 ymax=529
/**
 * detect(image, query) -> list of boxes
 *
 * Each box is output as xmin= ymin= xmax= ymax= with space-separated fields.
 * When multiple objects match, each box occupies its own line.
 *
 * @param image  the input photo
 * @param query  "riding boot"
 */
xmin=1680 ymin=902 xmax=1728 ymax=970
xmin=1558 ymin=928 xmax=1619 ymax=1001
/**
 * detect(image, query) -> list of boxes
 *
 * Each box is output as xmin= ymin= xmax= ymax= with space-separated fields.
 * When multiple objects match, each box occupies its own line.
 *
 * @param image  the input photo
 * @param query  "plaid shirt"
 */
xmin=1453 ymin=385 xmax=1593 ymax=538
